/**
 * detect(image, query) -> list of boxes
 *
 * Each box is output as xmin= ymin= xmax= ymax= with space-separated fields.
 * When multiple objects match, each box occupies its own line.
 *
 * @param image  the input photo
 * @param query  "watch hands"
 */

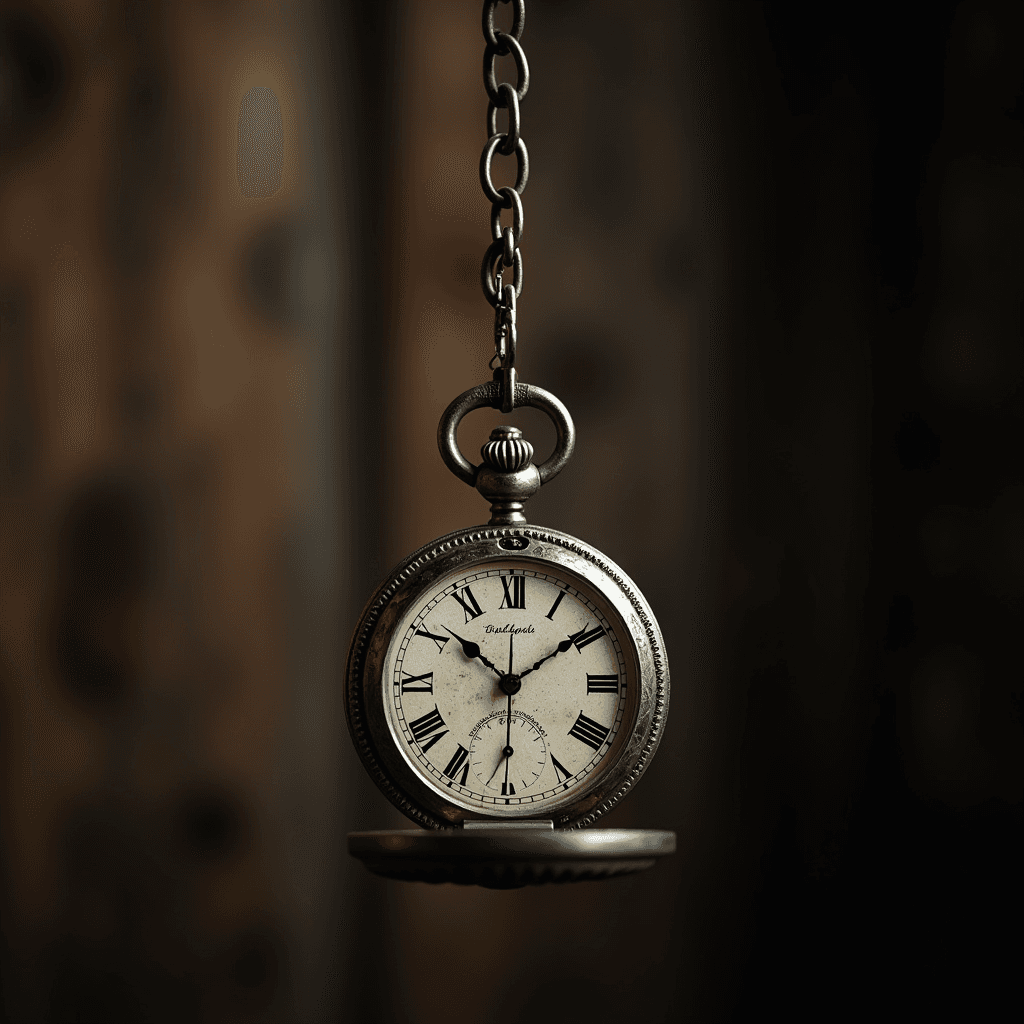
xmin=516 ymin=624 xmax=588 ymax=681
xmin=485 ymin=742 xmax=507 ymax=785
xmin=503 ymin=638 xmax=514 ymax=791
xmin=451 ymin=618 xmax=588 ymax=700
xmin=485 ymin=692 xmax=516 ymax=787
xmin=442 ymin=626 xmax=503 ymax=677
xmin=501 ymin=688 xmax=509 ymax=790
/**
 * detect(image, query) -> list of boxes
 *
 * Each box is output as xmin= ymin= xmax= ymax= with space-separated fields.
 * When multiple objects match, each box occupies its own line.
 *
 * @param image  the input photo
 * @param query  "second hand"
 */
xmin=503 ymin=632 xmax=514 ymax=793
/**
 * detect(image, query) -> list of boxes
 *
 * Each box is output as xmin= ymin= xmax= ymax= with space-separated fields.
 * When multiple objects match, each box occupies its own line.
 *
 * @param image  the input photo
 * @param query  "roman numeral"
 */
xmin=568 ymin=711 xmax=611 ymax=751
xmin=400 ymin=671 xmax=434 ymax=693
xmin=499 ymin=574 xmax=526 ymax=609
xmin=545 ymin=589 xmax=566 ymax=620
xmin=450 ymin=585 xmax=484 ymax=622
xmin=443 ymin=744 xmax=470 ymax=786
xmin=415 ymin=626 xmax=449 ymax=653
xmin=573 ymin=625 xmax=606 ymax=651
xmin=586 ymin=673 xmax=618 ymax=694
xmin=550 ymin=754 xmax=572 ymax=784
xmin=501 ymin=781 xmax=516 ymax=796
xmin=408 ymin=705 xmax=448 ymax=753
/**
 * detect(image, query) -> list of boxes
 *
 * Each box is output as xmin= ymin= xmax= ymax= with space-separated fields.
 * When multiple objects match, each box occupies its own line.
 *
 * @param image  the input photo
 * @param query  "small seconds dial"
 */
xmin=385 ymin=561 xmax=634 ymax=815
xmin=470 ymin=711 xmax=547 ymax=795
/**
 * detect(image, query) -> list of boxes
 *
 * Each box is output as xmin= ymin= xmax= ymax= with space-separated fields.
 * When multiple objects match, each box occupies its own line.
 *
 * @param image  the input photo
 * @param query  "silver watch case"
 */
xmin=345 ymin=524 xmax=670 ymax=829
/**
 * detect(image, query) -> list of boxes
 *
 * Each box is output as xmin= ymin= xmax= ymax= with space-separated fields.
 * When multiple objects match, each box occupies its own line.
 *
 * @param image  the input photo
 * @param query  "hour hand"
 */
xmin=443 ymin=626 xmax=502 ymax=677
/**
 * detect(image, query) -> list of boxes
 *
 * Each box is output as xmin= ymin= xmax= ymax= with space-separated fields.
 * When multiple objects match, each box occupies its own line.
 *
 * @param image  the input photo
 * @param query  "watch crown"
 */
xmin=481 ymin=426 xmax=535 ymax=473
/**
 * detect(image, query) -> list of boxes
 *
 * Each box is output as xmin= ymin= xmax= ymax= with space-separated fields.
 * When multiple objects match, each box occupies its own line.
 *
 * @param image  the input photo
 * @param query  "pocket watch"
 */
xmin=346 ymin=382 xmax=674 ymax=886
xmin=345 ymin=1 xmax=673 ymax=886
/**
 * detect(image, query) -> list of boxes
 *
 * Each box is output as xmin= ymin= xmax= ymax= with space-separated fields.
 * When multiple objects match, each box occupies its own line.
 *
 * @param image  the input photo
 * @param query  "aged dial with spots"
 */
xmin=383 ymin=561 xmax=637 ymax=815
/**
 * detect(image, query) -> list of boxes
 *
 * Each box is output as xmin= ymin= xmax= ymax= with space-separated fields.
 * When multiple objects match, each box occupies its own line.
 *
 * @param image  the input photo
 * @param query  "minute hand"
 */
xmin=442 ymin=626 xmax=503 ymax=678
xmin=517 ymin=626 xmax=588 ymax=682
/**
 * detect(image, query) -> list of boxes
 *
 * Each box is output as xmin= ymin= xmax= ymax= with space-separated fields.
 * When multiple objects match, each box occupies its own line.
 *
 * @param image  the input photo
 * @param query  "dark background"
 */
xmin=1 ymin=1 xmax=1020 ymax=1021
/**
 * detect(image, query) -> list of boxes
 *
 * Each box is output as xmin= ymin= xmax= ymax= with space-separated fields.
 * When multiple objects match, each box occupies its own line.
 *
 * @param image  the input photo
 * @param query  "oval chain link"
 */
xmin=487 ymin=82 xmax=520 ymax=155
xmin=480 ymin=1 xmax=527 ymax=411
xmin=483 ymin=31 xmax=529 ymax=105
xmin=490 ymin=185 xmax=523 ymax=244
xmin=479 ymin=133 xmax=528 ymax=207
xmin=482 ymin=0 xmax=524 ymax=48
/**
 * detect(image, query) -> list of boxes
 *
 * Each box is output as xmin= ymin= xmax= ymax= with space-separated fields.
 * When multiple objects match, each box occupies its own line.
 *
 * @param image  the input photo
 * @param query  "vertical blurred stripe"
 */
xmin=0 ymin=1 xmax=359 ymax=1020
xmin=237 ymin=87 xmax=285 ymax=198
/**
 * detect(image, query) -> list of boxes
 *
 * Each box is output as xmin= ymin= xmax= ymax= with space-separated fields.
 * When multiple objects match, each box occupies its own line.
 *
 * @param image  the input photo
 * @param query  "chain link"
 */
xmin=479 ymin=133 xmax=528 ymax=207
xmin=487 ymin=82 xmax=520 ymax=155
xmin=483 ymin=32 xmax=529 ymax=105
xmin=480 ymin=0 xmax=528 ymax=411
xmin=482 ymin=0 xmax=524 ymax=48
xmin=481 ymin=238 xmax=523 ymax=306
xmin=489 ymin=185 xmax=523 ymax=244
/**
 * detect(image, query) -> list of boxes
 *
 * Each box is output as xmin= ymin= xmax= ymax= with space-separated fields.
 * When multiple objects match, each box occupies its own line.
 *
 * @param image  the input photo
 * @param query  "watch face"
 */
xmin=347 ymin=526 xmax=668 ymax=828
xmin=383 ymin=560 xmax=635 ymax=816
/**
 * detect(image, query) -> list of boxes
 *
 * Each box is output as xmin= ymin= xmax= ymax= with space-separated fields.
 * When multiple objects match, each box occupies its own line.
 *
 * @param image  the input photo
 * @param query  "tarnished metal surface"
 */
xmin=349 ymin=827 xmax=676 ymax=887
xmin=437 ymin=380 xmax=575 ymax=490
xmin=479 ymin=0 xmax=529 ymax=314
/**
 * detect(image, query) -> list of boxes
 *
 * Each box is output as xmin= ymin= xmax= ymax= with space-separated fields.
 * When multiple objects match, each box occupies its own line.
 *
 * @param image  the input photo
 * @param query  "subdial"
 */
xmin=470 ymin=711 xmax=548 ymax=796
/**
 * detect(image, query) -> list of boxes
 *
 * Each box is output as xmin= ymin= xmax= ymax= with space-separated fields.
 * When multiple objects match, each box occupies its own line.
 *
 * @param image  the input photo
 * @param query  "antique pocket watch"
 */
xmin=346 ymin=1 xmax=674 ymax=887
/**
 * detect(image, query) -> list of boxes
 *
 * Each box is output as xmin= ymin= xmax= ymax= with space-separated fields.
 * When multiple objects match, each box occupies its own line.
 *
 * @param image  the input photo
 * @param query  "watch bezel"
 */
xmin=345 ymin=524 xmax=669 ymax=829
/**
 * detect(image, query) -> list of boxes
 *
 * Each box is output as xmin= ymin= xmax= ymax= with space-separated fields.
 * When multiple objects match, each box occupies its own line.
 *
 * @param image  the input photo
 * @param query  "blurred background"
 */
xmin=1 ymin=1 xmax=1021 ymax=1021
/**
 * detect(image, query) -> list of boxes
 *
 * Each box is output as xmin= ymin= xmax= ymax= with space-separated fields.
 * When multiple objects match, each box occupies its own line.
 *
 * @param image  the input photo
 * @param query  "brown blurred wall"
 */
xmin=0 ymin=2 xmax=350 ymax=1020
xmin=2 ymin=2 xmax=1021 ymax=1023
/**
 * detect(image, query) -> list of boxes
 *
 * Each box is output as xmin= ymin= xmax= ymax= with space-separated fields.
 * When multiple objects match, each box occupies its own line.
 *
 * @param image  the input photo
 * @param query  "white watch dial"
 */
xmin=383 ymin=560 xmax=636 ymax=814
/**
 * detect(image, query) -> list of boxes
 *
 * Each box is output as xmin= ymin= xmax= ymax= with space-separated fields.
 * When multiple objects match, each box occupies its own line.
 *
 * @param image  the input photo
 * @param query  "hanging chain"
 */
xmin=480 ymin=0 xmax=528 ymax=413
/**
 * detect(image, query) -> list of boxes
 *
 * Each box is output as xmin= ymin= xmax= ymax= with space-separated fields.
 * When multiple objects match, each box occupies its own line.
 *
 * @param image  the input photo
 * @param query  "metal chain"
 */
xmin=480 ymin=0 xmax=528 ymax=413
